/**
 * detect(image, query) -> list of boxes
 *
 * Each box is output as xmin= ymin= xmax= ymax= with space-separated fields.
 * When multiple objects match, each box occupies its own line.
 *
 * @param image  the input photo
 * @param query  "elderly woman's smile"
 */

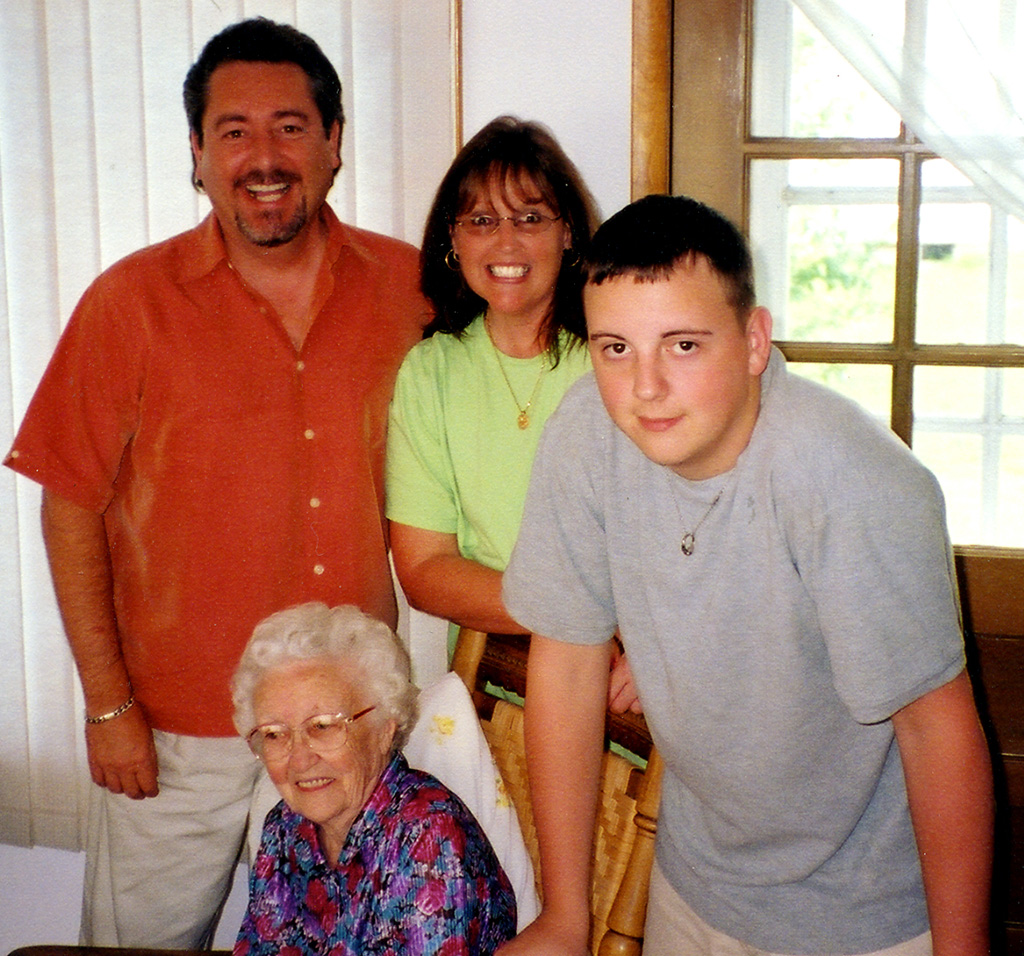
xmin=251 ymin=657 xmax=394 ymax=861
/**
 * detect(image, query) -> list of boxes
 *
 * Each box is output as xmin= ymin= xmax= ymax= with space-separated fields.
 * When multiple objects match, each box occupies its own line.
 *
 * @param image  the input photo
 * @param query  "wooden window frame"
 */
xmin=632 ymin=0 xmax=1024 ymax=556
xmin=632 ymin=0 xmax=1024 ymax=440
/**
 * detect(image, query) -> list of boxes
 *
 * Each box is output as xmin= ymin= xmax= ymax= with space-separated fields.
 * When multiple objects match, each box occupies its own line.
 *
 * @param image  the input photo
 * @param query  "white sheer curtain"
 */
xmin=791 ymin=0 xmax=1024 ymax=223
xmin=0 ymin=0 xmax=453 ymax=851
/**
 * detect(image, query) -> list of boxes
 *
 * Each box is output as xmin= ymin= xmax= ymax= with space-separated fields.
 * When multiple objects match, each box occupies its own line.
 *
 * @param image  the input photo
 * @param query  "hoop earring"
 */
xmin=563 ymin=248 xmax=581 ymax=268
xmin=445 ymin=249 xmax=460 ymax=271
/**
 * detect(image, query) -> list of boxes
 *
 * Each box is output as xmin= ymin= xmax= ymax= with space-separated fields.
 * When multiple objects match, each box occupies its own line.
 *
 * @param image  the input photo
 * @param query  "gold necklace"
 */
xmin=484 ymin=317 xmax=547 ymax=429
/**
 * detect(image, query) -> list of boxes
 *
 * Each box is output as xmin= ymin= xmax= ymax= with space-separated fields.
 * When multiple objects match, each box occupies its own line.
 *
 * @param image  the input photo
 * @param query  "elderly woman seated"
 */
xmin=231 ymin=602 xmax=517 ymax=956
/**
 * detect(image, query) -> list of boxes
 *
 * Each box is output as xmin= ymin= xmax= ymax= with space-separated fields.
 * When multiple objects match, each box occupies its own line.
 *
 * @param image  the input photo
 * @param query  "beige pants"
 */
xmin=81 ymin=730 xmax=264 ymax=948
xmin=643 ymin=860 xmax=933 ymax=956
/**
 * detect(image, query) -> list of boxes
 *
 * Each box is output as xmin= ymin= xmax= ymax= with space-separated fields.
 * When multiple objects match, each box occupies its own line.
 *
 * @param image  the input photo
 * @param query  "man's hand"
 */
xmin=42 ymin=490 xmax=158 ymax=797
xmin=85 ymin=705 xmax=159 ymax=799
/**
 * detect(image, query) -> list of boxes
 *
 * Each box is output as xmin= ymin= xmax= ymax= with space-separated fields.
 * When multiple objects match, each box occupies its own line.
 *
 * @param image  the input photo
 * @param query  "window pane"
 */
xmin=1001 ymin=437 xmax=1024 ymax=547
xmin=750 ymin=159 xmax=898 ymax=343
xmin=786 ymin=362 xmax=891 ymax=422
xmin=917 ymin=160 xmax=999 ymax=346
xmin=912 ymin=432 xmax=984 ymax=545
xmin=912 ymin=367 xmax=1024 ymax=547
xmin=1008 ymin=216 xmax=1024 ymax=347
xmin=750 ymin=0 xmax=900 ymax=138
xmin=916 ymin=203 xmax=992 ymax=345
xmin=1008 ymin=365 xmax=1024 ymax=416
xmin=915 ymin=366 xmax=986 ymax=419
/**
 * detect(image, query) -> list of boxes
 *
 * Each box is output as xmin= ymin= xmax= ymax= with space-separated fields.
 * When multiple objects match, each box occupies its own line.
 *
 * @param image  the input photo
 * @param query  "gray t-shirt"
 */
xmin=503 ymin=348 xmax=965 ymax=954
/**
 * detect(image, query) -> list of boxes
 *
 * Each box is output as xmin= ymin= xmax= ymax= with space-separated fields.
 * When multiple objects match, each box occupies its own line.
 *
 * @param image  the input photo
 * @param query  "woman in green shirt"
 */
xmin=386 ymin=116 xmax=635 ymax=711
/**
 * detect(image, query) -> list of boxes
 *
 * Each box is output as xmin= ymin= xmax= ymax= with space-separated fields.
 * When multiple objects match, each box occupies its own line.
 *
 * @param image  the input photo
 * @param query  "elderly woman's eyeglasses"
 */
xmin=246 ymin=706 xmax=376 ymax=762
xmin=453 ymin=212 xmax=562 ymax=237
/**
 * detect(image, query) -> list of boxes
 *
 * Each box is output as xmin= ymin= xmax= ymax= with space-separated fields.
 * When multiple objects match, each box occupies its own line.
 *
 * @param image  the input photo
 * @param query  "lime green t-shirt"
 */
xmin=386 ymin=315 xmax=591 ymax=572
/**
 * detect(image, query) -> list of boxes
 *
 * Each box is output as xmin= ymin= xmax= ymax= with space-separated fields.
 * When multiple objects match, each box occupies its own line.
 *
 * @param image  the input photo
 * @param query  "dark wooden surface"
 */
xmin=7 ymin=949 xmax=229 ymax=956
xmin=956 ymin=547 xmax=1024 ymax=956
xmin=472 ymin=631 xmax=653 ymax=761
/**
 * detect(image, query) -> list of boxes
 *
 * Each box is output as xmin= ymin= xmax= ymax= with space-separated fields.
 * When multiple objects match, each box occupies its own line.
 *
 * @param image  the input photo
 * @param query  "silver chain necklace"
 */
xmin=667 ymin=478 xmax=724 ymax=556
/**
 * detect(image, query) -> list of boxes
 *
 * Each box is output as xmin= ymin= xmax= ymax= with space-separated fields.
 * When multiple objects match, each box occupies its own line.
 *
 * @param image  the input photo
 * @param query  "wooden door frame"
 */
xmin=631 ymin=0 xmax=673 ymax=198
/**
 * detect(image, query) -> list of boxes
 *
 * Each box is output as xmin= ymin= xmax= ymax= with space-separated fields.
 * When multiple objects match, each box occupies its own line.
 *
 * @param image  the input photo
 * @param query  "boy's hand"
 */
xmin=495 ymin=911 xmax=590 ymax=956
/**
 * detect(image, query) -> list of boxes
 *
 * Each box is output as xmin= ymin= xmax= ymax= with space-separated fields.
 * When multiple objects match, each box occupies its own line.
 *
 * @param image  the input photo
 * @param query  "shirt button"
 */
xmin=9 ymin=449 xmax=19 ymax=459
xmin=304 ymin=429 xmax=315 ymax=440
xmin=313 ymin=564 xmax=325 ymax=576
xmin=310 ymin=497 xmax=321 ymax=509
xmin=296 ymin=360 xmax=305 ymax=372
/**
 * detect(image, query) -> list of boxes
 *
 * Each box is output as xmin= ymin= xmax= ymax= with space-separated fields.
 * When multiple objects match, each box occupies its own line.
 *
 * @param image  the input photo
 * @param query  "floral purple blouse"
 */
xmin=234 ymin=752 xmax=516 ymax=956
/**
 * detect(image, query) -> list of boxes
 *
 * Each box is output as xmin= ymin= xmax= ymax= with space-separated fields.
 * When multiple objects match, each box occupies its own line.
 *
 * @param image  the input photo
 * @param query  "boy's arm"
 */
xmin=497 ymin=634 xmax=613 ymax=956
xmin=891 ymin=669 xmax=994 ymax=956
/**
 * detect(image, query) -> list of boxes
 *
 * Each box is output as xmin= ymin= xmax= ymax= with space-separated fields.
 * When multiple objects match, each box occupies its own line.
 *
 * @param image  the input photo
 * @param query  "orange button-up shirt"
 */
xmin=6 ymin=209 xmax=428 ymax=735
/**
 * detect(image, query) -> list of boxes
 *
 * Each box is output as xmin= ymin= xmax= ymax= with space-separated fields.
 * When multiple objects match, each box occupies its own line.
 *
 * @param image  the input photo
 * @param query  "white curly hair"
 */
xmin=231 ymin=603 xmax=418 ymax=751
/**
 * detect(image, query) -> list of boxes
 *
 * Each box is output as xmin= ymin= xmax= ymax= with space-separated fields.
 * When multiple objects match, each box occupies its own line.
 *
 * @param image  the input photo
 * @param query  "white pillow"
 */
xmin=404 ymin=671 xmax=540 ymax=931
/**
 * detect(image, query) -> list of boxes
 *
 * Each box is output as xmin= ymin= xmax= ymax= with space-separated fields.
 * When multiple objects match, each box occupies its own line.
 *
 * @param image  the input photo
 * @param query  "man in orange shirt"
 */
xmin=5 ymin=18 xmax=426 ymax=948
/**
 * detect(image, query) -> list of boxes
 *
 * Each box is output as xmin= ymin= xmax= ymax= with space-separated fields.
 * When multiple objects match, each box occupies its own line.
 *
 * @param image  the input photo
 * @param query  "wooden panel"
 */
xmin=956 ymin=547 xmax=1024 ymax=956
xmin=973 ymin=636 xmax=1024 ymax=756
xmin=631 ymin=0 xmax=673 ymax=199
xmin=994 ymin=758 xmax=1024 ymax=931
xmin=957 ymin=547 xmax=1024 ymax=637
xmin=1006 ymin=925 xmax=1024 ymax=956
xmin=670 ymin=0 xmax=746 ymax=223
xmin=474 ymin=632 xmax=654 ymax=761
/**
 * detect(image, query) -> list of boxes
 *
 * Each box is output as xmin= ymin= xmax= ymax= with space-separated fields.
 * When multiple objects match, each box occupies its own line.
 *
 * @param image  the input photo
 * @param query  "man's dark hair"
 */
xmin=183 ymin=18 xmax=343 ymax=187
xmin=585 ymin=194 xmax=756 ymax=315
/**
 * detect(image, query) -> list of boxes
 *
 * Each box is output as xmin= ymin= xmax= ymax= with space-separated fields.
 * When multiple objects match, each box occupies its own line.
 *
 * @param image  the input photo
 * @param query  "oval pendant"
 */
xmin=680 ymin=533 xmax=695 ymax=556
xmin=517 ymin=411 xmax=530 ymax=429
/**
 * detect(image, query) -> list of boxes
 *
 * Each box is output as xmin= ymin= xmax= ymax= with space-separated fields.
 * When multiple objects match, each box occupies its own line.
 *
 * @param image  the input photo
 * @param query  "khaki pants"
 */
xmin=643 ymin=860 xmax=932 ymax=956
xmin=81 ymin=731 xmax=264 ymax=948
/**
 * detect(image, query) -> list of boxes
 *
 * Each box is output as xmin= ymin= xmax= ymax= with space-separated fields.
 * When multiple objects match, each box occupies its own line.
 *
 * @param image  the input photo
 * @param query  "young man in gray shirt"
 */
xmin=499 ymin=195 xmax=993 ymax=956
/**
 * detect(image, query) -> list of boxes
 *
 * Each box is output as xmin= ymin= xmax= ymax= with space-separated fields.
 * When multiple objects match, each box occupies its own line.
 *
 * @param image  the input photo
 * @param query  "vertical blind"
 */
xmin=0 ymin=0 xmax=453 ymax=851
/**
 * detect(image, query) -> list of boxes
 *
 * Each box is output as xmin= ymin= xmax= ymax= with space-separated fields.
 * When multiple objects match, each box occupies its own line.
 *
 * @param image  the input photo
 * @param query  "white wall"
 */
xmin=0 ymin=3 xmax=632 ymax=952
xmin=462 ymin=0 xmax=632 ymax=221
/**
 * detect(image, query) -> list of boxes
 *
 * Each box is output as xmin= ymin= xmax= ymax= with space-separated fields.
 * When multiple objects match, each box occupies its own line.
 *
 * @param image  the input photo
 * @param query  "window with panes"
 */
xmin=696 ymin=0 xmax=1024 ymax=548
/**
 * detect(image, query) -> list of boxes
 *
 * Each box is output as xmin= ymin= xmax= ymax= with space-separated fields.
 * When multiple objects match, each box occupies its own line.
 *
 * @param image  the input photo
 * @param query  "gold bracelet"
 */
xmin=85 ymin=695 xmax=135 ymax=724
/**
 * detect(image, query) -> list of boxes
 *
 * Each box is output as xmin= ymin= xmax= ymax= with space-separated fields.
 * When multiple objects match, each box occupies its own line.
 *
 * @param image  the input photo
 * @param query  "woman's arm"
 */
xmin=392 ymin=520 xmax=642 ymax=713
xmin=390 ymin=521 xmax=526 ymax=634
